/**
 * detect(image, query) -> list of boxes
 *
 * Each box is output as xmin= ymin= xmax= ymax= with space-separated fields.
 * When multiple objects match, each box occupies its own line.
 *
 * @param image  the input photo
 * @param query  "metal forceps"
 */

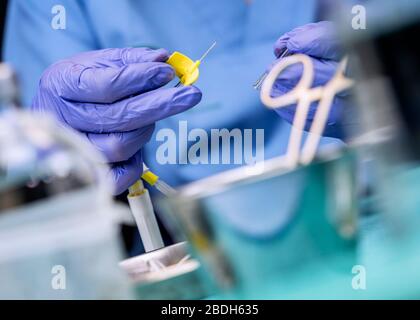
xmin=253 ymin=49 xmax=291 ymax=90
xmin=260 ymin=54 xmax=354 ymax=166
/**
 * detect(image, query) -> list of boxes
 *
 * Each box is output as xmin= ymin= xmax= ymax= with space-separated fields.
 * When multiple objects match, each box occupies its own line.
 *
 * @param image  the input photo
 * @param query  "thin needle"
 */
xmin=173 ymin=41 xmax=217 ymax=88
xmin=198 ymin=41 xmax=217 ymax=62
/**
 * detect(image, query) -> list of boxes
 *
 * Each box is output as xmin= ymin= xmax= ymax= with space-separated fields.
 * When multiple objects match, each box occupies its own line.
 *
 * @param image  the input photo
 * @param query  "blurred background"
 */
xmin=2 ymin=0 xmax=420 ymax=300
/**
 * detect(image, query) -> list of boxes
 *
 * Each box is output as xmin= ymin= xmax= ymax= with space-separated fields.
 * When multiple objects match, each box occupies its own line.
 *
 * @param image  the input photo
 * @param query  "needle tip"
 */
xmin=199 ymin=41 xmax=217 ymax=62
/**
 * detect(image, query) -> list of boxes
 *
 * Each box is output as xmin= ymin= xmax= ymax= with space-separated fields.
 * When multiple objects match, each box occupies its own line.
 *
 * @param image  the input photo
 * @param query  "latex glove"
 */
xmin=32 ymin=48 xmax=202 ymax=194
xmin=270 ymin=21 xmax=352 ymax=139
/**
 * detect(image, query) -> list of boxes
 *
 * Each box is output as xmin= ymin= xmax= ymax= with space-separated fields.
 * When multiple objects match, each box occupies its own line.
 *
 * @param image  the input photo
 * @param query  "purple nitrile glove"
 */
xmin=270 ymin=21 xmax=352 ymax=139
xmin=32 ymin=47 xmax=202 ymax=195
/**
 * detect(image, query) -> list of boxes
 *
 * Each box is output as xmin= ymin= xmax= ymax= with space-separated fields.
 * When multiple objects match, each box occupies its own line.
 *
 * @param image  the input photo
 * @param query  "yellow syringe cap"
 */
xmin=166 ymin=52 xmax=200 ymax=86
xmin=141 ymin=170 xmax=159 ymax=186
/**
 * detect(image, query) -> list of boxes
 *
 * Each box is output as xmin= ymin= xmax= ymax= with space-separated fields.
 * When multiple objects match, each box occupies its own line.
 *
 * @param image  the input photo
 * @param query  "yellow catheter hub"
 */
xmin=166 ymin=52 xmax=200 ymax=86
xmin=165 ymin=41 xmax=216 ymax=86
xmin=141 ymin=170 xmax=159 ymax=186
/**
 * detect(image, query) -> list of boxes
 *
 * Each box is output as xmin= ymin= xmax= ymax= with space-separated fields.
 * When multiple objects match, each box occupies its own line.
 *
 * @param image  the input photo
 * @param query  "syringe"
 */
xmin=127 ymin=178 xmax=164 ymax=252
xmin=127 ymin=165 xmax=176 ymax=252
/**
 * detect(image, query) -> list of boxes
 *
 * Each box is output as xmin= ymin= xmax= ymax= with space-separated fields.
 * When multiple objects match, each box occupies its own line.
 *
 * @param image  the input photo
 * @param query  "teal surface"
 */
xmin=211 ymin=166 xmax=420 ymax=299
xmin=158 ymin=153 xmax=420 ymax=300
xmin=209 ymin=216 xmax=420 ymax=299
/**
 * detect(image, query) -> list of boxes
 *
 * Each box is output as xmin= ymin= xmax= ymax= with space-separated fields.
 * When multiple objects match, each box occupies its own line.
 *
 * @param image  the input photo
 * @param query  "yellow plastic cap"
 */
xmin=166 ymin=52 xmax=200 ymax=86
xmin=128 ymin=180 xmax=146 ymax=197
xmin=141 ymin=170 xmax=159 ymax=186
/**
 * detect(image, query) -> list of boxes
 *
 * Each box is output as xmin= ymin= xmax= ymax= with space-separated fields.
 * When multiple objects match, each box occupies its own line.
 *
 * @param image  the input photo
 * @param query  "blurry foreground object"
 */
xmin=0 ymin=64 xmax=132 ymax=299
xmin=159 ymin=148 xmax=358 ymax=297
xmin=338 ymin=0 xmax=420 ymax=297
xmin=119 ymin=241 xmax=207 ymax=299
xmin=344 ymin=0 xmax=420 ymax=244
xmin=123 ymin=173 xmax=207 ymax=299
xmin=158 ymin=51 xmax=359 ymax=297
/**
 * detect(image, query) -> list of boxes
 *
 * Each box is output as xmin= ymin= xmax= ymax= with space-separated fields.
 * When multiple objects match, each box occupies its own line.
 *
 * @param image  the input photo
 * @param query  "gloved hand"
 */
xmin=269 ymin=21 xmax=352 ymax=139
xmin=32 ymin=48 xmax=202 ymax=195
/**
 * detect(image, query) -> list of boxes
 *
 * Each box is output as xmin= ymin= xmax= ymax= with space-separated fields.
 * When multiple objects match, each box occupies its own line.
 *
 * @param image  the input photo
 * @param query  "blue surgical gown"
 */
xmin=4 ymin=0 xmax=341 ymax=187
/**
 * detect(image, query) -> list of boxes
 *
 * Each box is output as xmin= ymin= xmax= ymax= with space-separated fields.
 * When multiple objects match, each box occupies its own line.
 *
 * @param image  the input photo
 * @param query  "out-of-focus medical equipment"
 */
xmin=253 ymin=49 xmax=291 ymax=90
xmin=123 ymin=175 xmax=208 ymax=299
xmin=266 ymin=21 xmax=350 ymax=140
xmin=167 ymin=42 xmax=217 ymax=87
xmin=159 ymin=145 xmax=358 ymax=297
xmin=342 ymin=0 xmax=420 ymax=278
xmin=126 ymin=165 xmax=176 ymax=252
xmin=127 ymin=179 xmax=164 ymax=252
xmin=158 ymin=53 xmax=358 ymax=297
xmin=119 ymin=241 xmax=207 ymax=299
xmin=260 ymin=54 xmax=354 ymax=166
xmin=0 ymin=64 xmax=133 ymax=299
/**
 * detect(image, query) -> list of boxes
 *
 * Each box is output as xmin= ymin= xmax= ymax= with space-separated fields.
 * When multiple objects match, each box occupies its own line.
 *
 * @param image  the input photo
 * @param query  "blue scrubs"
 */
xmin=4 ymin=0 xmax=341 ymax=187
